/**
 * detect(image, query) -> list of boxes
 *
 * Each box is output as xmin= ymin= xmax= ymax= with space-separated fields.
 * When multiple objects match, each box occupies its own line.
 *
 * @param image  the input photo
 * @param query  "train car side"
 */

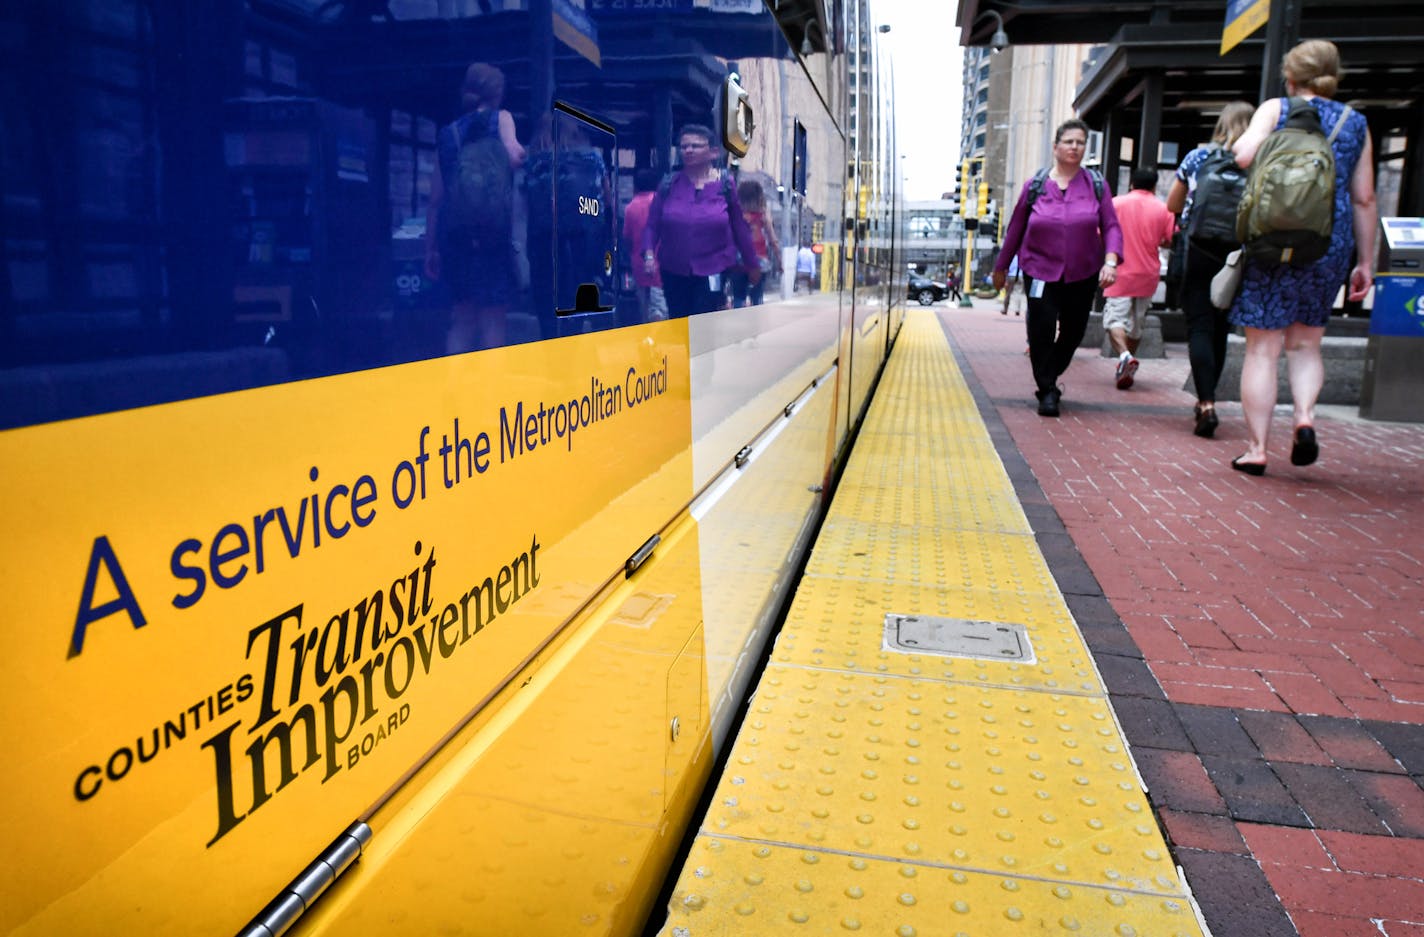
xmin=0 ymin=2 xmax=899 ymax=934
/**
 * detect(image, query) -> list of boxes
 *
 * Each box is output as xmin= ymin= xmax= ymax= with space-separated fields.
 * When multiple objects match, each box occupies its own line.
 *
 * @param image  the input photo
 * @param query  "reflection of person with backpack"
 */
xmin=992 ymin=119 xmax=1123 ymax=418
xmin=425 ymin=63 xmax=526 ymax=353
xmin=640 ymin=124 xmax=760 ymax=317
xmin=1226 ymin=40 xmax=1377 ymax=476
xmin=1167 ymin=101 xmax=1254 ymax=438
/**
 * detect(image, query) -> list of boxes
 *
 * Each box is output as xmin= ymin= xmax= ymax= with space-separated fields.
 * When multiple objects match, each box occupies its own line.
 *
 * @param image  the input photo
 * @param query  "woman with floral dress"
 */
xmin=1227 ymin=40 xmax=1377 ymax=475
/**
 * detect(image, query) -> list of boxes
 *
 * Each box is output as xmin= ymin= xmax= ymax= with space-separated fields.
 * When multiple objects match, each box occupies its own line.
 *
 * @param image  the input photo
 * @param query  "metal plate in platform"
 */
xmin=883 ymin=612 xmax=1035 ymax=664
xmin=773 ymin=577 xmax=1099 ymax=695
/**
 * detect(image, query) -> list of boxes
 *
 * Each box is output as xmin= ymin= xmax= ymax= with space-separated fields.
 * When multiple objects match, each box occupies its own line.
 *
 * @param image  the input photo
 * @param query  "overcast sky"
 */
xmin=876 ymin=0 xmax=964 ymax=201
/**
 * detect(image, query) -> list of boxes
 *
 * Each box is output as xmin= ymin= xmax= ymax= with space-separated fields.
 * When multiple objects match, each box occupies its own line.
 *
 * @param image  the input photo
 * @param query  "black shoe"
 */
xmin=1231 ymin=456 xmax=1266 ymax=476
xmin=1036 ymin=387 xmax=1061 ymax=417
xmin=1193 ymin=405 xmax=1219 ymax=438
xmin=1290 ymin=426 xmax=1318 ymax=466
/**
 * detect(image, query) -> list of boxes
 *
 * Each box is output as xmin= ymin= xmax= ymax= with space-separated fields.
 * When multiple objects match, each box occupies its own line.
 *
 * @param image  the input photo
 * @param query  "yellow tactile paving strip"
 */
xmin=772 ymin=582 xmax=1099 ymax=695
xmin=670 ymin=838 xmax=1202 ymax=937
xmin=660 ymin=309 xmax=1206 ymax=936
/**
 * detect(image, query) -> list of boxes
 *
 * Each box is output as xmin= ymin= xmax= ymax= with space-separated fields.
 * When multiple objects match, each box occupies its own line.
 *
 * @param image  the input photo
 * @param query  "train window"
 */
xmin=1 ymin=3 xmax=845 ymax=431
xmin=793 ymin=121 xmax=808 ymax=195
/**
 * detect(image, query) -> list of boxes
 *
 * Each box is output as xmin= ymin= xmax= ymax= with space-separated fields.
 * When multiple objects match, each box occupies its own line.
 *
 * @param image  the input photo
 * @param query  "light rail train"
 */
xmin=0 ymin=1 xmax=902 ymax=934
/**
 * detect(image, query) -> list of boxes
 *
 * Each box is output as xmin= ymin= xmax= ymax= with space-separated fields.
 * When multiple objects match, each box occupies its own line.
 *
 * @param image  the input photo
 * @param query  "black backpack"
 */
xmin=1184 ymin=145 xmax=1248 ymax=248
xmin=1026 ymin=166 xmax=1104 ymax=210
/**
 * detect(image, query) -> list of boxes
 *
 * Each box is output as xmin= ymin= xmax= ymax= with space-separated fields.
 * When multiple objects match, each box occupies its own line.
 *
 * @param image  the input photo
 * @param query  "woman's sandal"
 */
xmin=1290 ymin=426 xmax=1318 ymax=466
xmin=1231 ymin=456 xmax=1266 ymax=477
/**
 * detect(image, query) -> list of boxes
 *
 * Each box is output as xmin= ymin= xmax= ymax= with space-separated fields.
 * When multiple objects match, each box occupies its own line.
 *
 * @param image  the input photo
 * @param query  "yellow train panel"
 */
xmin=298 ymin=516 xmax=711 ymax=936
xmin=0 ymin=324 xmax=692 ymax=935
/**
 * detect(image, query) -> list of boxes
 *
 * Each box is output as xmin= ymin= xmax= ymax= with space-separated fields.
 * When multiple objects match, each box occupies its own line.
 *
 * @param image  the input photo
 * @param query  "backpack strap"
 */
xmin=1025 ymin=168 xmax=1049 ymax=210
xmin=1026 ymin=166 xmax=1102 ymax=209
xmin=1326 ymin=104 xmax=1353 ymax=145
xmin=656 ymin=170 xmax=731 ymax=204
xmin=1085 ymin=167 xmax=1104 ymax=201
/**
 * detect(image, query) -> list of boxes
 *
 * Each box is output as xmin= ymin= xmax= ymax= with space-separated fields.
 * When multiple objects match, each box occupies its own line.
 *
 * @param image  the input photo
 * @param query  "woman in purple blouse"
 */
xmin=993 ymin=119 xmax=1123 ymax=417
xmin=641 ymin=124 xmax=761 ymax=317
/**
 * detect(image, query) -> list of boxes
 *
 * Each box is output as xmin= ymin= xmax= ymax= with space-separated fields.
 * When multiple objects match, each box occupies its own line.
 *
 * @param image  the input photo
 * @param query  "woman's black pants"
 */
xmin=662 ymin=272 xmax=726 ymax=318
xmin=1024 ymin=274 xmax=1098 ymax=394
xmin=1180 ymin=239 xmax=1232 ymax=403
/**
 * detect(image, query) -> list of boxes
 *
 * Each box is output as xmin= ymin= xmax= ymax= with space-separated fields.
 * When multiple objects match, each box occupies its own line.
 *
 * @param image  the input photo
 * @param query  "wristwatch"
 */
xmin=1104 ymin=258 xmax=1118 ymax=268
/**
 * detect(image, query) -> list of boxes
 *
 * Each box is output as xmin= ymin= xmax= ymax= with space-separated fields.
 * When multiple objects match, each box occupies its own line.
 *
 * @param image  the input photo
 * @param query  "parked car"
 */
xmin=908 ymin=273 xmax=948 ymax=305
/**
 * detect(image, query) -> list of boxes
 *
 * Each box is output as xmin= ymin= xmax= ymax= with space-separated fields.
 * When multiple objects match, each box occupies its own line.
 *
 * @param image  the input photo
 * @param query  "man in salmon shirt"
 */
xmin=1103 ymin=167 xmax=1176 ymax=389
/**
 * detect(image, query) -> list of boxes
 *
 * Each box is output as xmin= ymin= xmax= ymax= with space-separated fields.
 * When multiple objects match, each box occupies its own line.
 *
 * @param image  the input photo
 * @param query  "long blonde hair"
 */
xmin=1212 ymin=101 xmax=1254 ymax=148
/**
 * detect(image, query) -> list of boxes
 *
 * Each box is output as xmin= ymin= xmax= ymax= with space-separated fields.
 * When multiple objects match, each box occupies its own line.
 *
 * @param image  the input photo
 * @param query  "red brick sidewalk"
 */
xmin=936 ymin=298 xmax=1424 ymax=937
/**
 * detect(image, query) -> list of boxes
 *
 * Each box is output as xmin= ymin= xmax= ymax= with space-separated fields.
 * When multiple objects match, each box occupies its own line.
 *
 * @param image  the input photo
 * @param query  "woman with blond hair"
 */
xmin=1168 ymin=100 xmax=1255 ymax=437
xmin=426 ymin=63 xmax=527 ymax=352
xmin=1227 ymin=40 xmax=1376 ymax=475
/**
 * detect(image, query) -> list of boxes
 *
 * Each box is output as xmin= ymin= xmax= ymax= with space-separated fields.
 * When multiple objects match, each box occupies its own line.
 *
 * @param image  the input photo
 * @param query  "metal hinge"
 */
xmin=626 ymin=533 xmax=660 ymax=577
xmin=238 ymin=822 xmax=372 ymax=937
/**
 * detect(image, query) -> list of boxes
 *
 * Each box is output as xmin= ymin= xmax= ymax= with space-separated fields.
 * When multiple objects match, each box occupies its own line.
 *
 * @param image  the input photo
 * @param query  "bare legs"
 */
xmin=1236 ymin=323 xmax=1325 ymax=468
xmin=1284 ymin=322 xmax=1325 ymax=430
xmin=1107 ymin=327 xmax=1140 ymax=357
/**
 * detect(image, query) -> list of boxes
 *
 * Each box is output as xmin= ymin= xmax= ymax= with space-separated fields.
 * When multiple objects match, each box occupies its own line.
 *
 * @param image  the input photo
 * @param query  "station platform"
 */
xmin=659 ymin=300 xmax=1424 ymax=937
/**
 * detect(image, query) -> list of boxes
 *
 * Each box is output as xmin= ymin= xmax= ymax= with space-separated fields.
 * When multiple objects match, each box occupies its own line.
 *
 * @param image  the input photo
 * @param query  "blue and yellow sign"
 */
xmin=1372 ymin=274 xmax=1424 ymax=337
xmin=1221 ymin=0 xmax=1269 ymax=55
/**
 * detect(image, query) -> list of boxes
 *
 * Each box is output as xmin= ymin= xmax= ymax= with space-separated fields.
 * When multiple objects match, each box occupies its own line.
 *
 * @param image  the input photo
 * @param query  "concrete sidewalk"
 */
xmin=935 ymin=296 xmax=1424 ymax=937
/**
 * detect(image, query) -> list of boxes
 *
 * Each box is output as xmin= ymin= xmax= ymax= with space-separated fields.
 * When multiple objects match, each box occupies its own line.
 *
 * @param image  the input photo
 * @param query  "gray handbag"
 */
xmin=1210 ymin=249 xmax=1243 ymax=309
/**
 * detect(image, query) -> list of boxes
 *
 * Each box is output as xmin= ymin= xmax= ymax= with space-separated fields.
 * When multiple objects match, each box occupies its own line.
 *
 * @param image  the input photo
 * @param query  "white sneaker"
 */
xmin=1115 ymin=355 xmax=1138 ymax=390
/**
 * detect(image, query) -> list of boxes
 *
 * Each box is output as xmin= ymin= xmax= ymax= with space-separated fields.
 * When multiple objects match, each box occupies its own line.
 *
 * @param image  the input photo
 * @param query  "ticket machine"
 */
xmin=1360 ymin=218 xmax=1424 ymax=422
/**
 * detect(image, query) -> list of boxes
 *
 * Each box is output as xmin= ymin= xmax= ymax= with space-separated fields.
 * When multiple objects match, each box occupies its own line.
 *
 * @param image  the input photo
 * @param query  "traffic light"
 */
xmin=977 ymin=180 xmax=989 ymax=220
xmin=957 ymin=160 xmax=969 ymax=218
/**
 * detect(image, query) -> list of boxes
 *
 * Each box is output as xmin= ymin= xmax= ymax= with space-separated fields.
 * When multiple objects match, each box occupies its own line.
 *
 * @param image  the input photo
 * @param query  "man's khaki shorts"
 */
xmin=1101 ymin=295 xmax=1152 ymax=339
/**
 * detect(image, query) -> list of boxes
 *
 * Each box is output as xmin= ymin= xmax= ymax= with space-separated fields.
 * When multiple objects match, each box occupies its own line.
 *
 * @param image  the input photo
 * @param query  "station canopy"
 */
xmin=956 ymin=0 xmax=1424 ymax=144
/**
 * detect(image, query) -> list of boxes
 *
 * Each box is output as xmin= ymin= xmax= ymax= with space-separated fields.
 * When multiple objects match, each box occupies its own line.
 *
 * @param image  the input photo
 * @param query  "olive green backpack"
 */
xmin=1235 ymin=97 xmax=1352 ymax=267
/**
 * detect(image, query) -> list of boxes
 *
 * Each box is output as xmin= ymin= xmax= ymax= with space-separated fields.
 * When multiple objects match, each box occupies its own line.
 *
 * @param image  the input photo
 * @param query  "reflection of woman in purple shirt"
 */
xmin=994 ymin=119 xmax=1123 ymax=417
xmin=641 ymin=123 xmax=759 ymax=317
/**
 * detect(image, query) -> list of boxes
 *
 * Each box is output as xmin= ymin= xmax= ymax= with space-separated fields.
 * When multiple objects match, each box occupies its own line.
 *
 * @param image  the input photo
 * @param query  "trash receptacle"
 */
xmin=1360 ymin=219 xmax=1424 ymax=422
